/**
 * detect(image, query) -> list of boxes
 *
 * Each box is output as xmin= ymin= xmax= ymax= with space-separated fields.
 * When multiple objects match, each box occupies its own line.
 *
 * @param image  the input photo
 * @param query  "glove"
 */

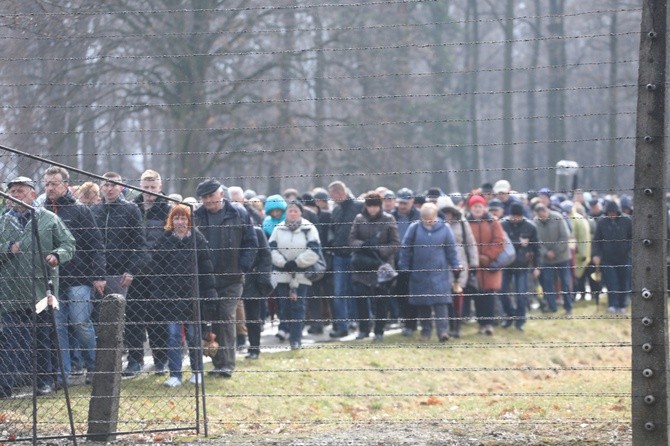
xmin=284 ymin=260 xmax=298 ymax=272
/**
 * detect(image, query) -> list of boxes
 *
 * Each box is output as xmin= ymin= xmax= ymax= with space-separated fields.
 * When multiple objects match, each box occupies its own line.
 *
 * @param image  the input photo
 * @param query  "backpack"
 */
xmin=489 ymin=222 xmax=516 ymax=269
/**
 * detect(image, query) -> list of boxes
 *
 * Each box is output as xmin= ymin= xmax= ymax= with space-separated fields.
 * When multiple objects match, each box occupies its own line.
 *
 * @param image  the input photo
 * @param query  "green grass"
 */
xmin=0 ymin=299 xmax=633 ymax=443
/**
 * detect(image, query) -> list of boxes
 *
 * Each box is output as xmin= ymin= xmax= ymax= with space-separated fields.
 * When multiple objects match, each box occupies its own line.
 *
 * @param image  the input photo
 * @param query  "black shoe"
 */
xmin=329 ymin=329 xmax=348 ymax=339
xmin=355 ymin=332 xmax=369 ymax=340
xmin=85 ymin=372 xmax=93 ymax=385
xmin=307 ymin=326 xmax=324 ymax=335
xmin=122 ymin=361 xmax=142 ymax=378
xmin=36 ymin=384 xmax=54 ymax=396
xmin=245 ymin=352 xmax=259 ymax=360
xmin=208 ymin=367 xmax=233 ymax=378
xmin=154 ymin=361 xmax=168 ymax=376
xmin=501 ymin=320 xmax=513 ymax=329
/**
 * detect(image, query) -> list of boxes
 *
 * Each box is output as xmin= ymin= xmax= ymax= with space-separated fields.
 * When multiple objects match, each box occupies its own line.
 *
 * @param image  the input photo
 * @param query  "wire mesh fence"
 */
xmin=0 ymin=1 xmax=659 ymax=445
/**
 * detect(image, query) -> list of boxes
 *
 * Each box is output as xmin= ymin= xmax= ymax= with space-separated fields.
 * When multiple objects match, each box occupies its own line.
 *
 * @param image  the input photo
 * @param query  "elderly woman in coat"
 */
xmin=398 ymin=203 xmax=462 ymax=342
xmin=436 ymin=195 xmax=479 ymax=338
xmin=466 ymin=194 xmax=505 ymax=336
xmin=269 ymin=200 xmax=321 ymax=350
xmin=348 ymin=192 xmax=400 ymax=342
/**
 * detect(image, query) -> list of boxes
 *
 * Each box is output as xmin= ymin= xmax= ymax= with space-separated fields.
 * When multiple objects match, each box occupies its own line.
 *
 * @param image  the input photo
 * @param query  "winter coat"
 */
xmin=391 ymin=207 xmax=421 ymax=243
xmin=329 ymin=197 xmax=364 ymax=256
xmin=148 ymin=229 xmax=217 ymax=321
xmin=398 ymin=219 xmax=461 ymax=305
xmin=0 ymin=208 xmax=75 ymax=314
xmin=269 ymin=219 xmax=321 ymax=286
xmin=567 ymin=210 xmax=592 ymax=278
xmin=194 ymin=200 xmax=258 ymax=288
xmin=134 ymin=194 xmax=171 ymax=250
xmin=467 ymin=212 xmax=504 ymax=291
xmin=446 ymin=215 xmax=479 ymax=288
xmin=91 ymin=196 xmax=148 ymax=276
xmin=242 ymin=227 xmax=275 ymax=299
xmin=44 ymin=191 xmax=106 ymax=288
xmin=501 ymin=217 xmax=540 ymax=269
xmin=534 ymin=210 xmax=571 ymax=265
xmin=592 ymin=202 xmax=632 ymax=265
xmin=348 ymin=209 xmax=400 ymax=288
xmin=262 ymin=195 xmax=287 ymax=237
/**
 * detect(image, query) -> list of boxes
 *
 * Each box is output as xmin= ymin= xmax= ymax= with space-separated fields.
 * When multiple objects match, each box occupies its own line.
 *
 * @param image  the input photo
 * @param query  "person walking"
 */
xmin=466 ymin=194 xmax=505 ymax=335
xmin=398 ymin=203 xmax=462 ymax=342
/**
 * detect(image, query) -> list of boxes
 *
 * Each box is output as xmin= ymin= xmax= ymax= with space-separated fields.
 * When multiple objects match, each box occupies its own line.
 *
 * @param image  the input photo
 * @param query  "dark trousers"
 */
xmin=395 ymin=272 xmax=417 ymax=331
xmin=243 ymin=297 xmax=263 ymax=355
xmin=125 ymin=299 xmax=168 ymax=366
xmin=354 ymin=282 xmax=389 ymax=336
xmin=0 ymin=309 xmax=54 ymax=389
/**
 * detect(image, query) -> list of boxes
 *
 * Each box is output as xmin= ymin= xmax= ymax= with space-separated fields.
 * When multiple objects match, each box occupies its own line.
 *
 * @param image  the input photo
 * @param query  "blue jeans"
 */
xmin=331 ymin=255 xmax=354 ymax=332
xmin=166 ymin=323 xmax=200 ymax=380
xmin=602 ymin=264 xmax=631 ymax=309
xmin=55 ymin=285 xmax=97 ymax=378
xmin=540 ymin=261 xmax=573 ymax=312
xmin=500 ymin=269 xmax=529 ymax=327
xmin=276 ymin=283 xmax=308 ymax=345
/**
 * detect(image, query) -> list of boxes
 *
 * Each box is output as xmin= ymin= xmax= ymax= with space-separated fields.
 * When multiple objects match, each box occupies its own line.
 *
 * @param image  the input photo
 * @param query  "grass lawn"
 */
xmin=0 ymin=298 xmax=633 ymax=444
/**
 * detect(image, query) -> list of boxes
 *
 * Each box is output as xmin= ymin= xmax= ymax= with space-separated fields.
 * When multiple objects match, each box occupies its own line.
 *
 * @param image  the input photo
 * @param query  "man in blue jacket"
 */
xmin=194 ymin=178 xmax=258 ymax=378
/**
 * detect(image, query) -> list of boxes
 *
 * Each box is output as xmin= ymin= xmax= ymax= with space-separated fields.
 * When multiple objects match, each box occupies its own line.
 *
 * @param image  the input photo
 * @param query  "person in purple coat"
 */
xmin=398 ymin=203 xmax=463 ymax=342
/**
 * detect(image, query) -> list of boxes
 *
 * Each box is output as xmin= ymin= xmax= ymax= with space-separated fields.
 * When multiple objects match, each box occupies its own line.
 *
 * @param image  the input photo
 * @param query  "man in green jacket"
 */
xmin=0 ymin=176 xmax=75 ymax=397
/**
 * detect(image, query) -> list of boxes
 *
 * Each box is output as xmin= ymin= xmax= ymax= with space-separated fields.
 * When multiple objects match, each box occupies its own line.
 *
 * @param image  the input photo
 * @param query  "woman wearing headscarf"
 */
xmin=466 ymin=194 xmax=505 ymax=336
xmin=268 ymin=200 xmax=322 ymax=349
xmin=348 ymin=192 xmax=400 ymax=342
xmin=436 ymin=195 xmax=479 ymax=338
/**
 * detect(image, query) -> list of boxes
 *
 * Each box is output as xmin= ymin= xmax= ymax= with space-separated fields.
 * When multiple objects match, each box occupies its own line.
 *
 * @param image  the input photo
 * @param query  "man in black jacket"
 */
xmin=592 ymin=200 xmax=633 ymax=313
xmin=91 ymin=171 xmax=148 ymax=376
xmin=499 ymin=203 xmax=540 ymax=331
xmin=194 ymin=178 xmax=258 ymax=378
xmin=123 ymin=169 xmax=172 ymax=376
xmin=327 ymin=181 xmax=363 ymax=338
xmin=43 ymin=167 xmax=106 ymax=384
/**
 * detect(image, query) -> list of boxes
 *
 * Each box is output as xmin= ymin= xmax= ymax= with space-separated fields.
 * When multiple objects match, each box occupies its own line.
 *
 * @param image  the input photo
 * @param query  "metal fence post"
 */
xmin=632 ymin=0 xmax=670 ymax=444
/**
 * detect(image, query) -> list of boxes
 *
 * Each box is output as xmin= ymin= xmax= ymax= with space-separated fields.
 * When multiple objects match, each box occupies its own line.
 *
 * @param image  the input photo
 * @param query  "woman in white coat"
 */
xmin=268 ymin=201 xmax=321 ymax=349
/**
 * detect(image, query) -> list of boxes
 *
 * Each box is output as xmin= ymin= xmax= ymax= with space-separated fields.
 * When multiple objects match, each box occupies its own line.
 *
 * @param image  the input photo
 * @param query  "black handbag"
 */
xmin=351 ymin=249 xmax=383 ymax=272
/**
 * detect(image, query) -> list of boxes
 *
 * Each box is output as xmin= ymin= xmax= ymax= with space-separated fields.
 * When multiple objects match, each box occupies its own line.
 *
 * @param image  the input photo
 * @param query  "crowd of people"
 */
xmin=0 ymin=169 xmax=636 ymax=396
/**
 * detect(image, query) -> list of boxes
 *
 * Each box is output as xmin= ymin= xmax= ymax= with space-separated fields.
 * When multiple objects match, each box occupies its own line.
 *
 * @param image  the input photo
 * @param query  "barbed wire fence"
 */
xmin=0 ymin=1 xmax=664 ymax=445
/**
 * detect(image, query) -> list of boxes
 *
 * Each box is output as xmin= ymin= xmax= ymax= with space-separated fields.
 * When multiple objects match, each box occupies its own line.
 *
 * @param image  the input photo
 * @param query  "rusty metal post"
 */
xmin=632 ymin=0 xmax=670 ymax=444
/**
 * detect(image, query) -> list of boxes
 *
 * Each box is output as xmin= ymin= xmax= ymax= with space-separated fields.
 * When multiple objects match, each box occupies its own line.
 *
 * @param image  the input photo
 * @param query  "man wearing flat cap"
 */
xmin=193 ymin=178 xmax=258 ymax=378
xmin=0 ymin=175 xmax=76 ymax=397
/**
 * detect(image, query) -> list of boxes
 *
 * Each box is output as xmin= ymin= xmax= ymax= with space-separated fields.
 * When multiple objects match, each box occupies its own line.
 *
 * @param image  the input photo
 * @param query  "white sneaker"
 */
xmin=607 ymin=306 xmax=617 ymax=313
xmin=163 ymin=376 xmax=182 ymax=388
xmin=188 ymin=373 xmax=203 ymax=385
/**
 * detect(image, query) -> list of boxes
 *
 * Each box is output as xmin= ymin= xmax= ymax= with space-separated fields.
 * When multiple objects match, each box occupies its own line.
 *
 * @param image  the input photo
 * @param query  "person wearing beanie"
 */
xmin=349 ymin=191 xmax=400 ymax=342
xmin=466 ymin=194 xmax=505 ymax=335
xmin=592 ymin=200 xmax=632 ymax=313
xmin=499 ymin=200 xmax=540 ymax=331
xmin=262 ymin=194 xmax=288 ymax=237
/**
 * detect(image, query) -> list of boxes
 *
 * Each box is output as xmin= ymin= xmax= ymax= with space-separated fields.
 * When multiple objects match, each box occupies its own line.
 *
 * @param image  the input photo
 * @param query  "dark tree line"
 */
xmin=0 ymin=1 xmax=641 ymax=197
